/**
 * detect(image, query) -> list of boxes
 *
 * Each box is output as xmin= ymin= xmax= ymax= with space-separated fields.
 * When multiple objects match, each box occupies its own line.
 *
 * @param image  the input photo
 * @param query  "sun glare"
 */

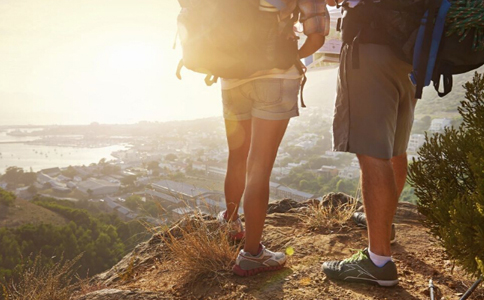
xmin=106 ymin=42 xmax=160 ymax=71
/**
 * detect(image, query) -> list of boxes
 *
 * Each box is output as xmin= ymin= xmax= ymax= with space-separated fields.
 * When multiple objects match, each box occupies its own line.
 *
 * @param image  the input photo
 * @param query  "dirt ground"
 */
xmin=102 ymin=202 xmax=484 ymax=300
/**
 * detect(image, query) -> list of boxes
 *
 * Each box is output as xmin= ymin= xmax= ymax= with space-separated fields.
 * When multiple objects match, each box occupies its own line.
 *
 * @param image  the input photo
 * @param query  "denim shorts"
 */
xmin=221 ymin=78 xmax=301 ymax=121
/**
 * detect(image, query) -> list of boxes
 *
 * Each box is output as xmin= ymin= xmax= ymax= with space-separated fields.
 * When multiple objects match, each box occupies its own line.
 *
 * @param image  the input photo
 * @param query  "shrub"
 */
xmin=408 ymin=72 xmax=484 ymax=278
xmin=161 ymin=213 xmax=239 ymax=284
xmin=305 ymin=193 xmax=358 ymax=231
xmin=2 ymin=254 xmax=82 ymax=300
xmin=0 ymin=189 xmax=15 ymax=207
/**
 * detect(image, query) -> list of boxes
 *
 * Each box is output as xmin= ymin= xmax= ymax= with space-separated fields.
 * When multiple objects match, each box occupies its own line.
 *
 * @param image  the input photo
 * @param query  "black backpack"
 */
xmin=176 ymin=0 xmax=300 ymax=85
xmin=338 ymin=0 xmax=484 ymax=98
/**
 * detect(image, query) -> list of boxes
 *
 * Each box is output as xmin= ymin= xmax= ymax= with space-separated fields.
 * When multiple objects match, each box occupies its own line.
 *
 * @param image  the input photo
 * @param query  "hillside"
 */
xmin=0 ymin=197 xmax=68 ymax=228
xmin=75 ymin=196 xmax=484 ymax=300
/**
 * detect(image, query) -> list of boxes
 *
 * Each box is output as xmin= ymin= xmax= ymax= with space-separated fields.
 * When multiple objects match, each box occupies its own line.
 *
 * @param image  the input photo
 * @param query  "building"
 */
xmin=206 ymin=166 xmax=226 ymax=179
xmin=322 ymin=150 xmax=344 ymax=160
xmin=407 ymin=134 xmax=426 ymax=153
xmin=338 ymin=167 xmax=360 ymax=180
xmin=77 ymin=178 xmax=120 ymax=196
xmin=39 ymin=167 xmax=61 ymax=177
xmin=317 ymin=165 xmax=339 ymax=179
xmin=149 ymin=180 xmax=225 ymax=213
xmin=429 ymin=118 xmax=452 ymax=133
xmin=274 ymin=185 xmax=314 ymax=202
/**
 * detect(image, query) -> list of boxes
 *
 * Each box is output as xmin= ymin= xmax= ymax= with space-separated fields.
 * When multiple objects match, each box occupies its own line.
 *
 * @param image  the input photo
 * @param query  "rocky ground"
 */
xmin=75 ymin=196 xmax=484 ymax=300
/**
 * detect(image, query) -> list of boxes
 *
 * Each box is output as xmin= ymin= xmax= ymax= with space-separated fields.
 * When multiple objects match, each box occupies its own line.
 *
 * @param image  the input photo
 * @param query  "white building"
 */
xmin=407 ymin=134 xmax=426 ymax=153
xmin=338 ymin=167 xmax=360 ymax=180
xmin=429 ymin=118 xmax=452 ymax=133
xmin=77 ymin=178 xmax=120 ymax=196
xmin=322 ymin=150 xmax=344 ymax=160
xmin=274 ymin=185 xmax=314 ymax=202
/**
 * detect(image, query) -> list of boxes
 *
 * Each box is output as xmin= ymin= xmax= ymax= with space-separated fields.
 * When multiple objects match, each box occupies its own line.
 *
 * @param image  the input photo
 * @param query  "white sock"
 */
xmin=368 ymin=248 xmax=392 ymax=267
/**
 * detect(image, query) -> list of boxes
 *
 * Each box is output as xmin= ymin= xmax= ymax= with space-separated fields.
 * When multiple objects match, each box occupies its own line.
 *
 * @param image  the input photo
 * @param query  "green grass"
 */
xmin=0 ymin=198 xmax=68 ymax=228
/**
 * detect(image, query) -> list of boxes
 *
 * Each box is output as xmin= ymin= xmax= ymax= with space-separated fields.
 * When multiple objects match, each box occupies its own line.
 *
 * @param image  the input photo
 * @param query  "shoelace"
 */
xmin=343 ymin=249 xmax=368 ymax=263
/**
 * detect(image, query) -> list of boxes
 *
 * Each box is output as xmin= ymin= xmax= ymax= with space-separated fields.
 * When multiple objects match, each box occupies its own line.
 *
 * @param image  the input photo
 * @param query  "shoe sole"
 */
xmin=232 ymin=263 xmax=285 ymax=276
xmin=343 ymin=276 xmax=399 ymax=287
xmin=323 ymin=269 xmax=399 ymax=287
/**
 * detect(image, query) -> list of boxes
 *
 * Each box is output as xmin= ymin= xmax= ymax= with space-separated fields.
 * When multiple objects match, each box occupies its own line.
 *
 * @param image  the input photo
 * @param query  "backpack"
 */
xmin=338 ymin=0 xmax=484 ymax=98
xmin=176 ymin=0 xmax=301 ymax=86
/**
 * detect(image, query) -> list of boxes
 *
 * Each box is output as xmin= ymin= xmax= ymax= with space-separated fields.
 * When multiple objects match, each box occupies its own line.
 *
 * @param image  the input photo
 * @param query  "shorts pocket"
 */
xmin=252 ymin=79 xmax=282 ymax=104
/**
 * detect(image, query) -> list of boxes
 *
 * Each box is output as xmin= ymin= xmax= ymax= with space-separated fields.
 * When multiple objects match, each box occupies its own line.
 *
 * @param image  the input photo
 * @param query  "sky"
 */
xmin=0 ymin=0 xmax=223 ymax=125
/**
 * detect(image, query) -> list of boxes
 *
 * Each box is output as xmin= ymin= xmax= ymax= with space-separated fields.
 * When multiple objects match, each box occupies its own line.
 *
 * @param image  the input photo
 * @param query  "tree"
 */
xmin=165 ymin=153 xmax=177 ymax=161
xmin=409 ymin=72 xmax=484 ymax=278
xmin=121 ymin=175 xmax=137 ymax=186
xmin=0 ymin=188 xmax=16 ymax=206
xmin=147 ymin=161 xmax=160 ymax=176
xmin=62 ymin=166 xmax=78 ymax=178
xmin=125 ymin=195 xmax=142 ymax=211
xmin=27 ymin=185 xmax=38 ymax=195
xmin=2 ymin=166 xmax=24 ymax=185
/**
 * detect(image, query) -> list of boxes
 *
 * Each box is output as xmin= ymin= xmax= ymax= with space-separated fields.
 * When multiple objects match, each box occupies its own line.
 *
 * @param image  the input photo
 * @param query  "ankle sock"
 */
xmin=368 ymin=248 xmax=392 ymax=267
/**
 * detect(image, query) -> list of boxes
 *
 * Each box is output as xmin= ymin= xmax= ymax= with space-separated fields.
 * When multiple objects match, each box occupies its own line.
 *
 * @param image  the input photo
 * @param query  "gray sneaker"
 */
xmin=216 ymin=210 xmax=245 ymax=241
xmin=352 ymin=212 xmax=397 ymax=244
xmin=322 ymin=248 xmax=399 ymax=287
xmin=233 ymin=244 xmax=286 ymax=276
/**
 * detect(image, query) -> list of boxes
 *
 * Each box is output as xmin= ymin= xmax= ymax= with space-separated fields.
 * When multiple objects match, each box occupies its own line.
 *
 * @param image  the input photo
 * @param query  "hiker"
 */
xmin=215 ymin=0 xmax=330 ymax=276
xmin=321 ymin=0 xmax=419 ymax=287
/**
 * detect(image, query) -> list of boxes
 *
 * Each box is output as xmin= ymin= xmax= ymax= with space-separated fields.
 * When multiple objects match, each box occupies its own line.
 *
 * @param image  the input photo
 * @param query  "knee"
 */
xmin=357 ymin=154 xmax=392 ymax=169
xmin=391 ymin=152 xmax=407 ymax=165
xmin=246 ymin=158 xmax=272 ymax=180
xmin=228 ymin=149 xmax=249 ymax=166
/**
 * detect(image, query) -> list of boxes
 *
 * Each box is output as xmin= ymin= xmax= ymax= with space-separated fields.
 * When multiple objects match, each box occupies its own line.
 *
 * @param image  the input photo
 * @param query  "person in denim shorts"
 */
xmin=217 ymin=0 xmax=329 ymax=276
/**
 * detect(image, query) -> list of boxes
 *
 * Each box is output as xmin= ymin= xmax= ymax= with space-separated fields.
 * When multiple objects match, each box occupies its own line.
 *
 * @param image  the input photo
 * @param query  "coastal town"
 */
xmin=0 ymin=109 xmax=455 ymax=225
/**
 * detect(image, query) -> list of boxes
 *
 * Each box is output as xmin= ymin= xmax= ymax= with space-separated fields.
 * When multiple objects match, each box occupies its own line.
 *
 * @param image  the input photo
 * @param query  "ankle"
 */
xmin=244 ymin=244 xmax=263 ymax=257
xmin=224 ymin=210 xmax=238 ymax=221
xmin=368 ymin=248 xmax=392 ymax=267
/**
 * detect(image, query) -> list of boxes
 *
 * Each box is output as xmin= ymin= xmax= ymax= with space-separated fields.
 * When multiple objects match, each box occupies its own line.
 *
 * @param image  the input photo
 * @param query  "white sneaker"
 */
xmin=232 ymin=244 xmax=286 ymax=276
xmin=216 ymin=210 xmax=245 ymax=241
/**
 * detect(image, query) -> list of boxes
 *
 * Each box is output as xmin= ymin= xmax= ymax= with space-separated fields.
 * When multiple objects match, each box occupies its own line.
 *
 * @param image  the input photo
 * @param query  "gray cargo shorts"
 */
xmin=221 ymin=78 xmax=300 ymax=121
xmin=332 ymin=43 xmax=417 ymax=160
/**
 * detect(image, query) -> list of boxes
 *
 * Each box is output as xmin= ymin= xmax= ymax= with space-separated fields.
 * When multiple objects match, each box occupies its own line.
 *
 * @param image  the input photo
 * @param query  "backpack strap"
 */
xmin=295 ymin=61 xmax=307 ymax=108
xmin=410 ymin=0 xmax=451 ymax=99
xmin=177 ymin=59 xmax=218 ymax=86
xmin=176 ymin=59 xmax=184 ymax=80
xmin=432 ymin=62 xmax=453 ymax=97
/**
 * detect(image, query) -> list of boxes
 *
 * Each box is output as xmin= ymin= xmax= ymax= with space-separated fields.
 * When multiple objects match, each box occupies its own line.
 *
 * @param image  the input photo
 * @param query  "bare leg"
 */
xmin=224 ymin=119 xmax=252 ymax=221
xmin=391 ymin=152 xmax=408 ymax=197
xmin=357 ymin=154 xmax=399 ymax=257
xmin=243 ymin=117 xmax=289 ymax=255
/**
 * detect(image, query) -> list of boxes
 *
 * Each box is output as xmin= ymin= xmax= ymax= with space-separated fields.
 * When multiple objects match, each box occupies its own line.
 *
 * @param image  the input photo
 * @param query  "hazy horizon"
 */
xmin=0 ymin=0 xmax=223 ymax=126
xmin=1 ymin=1 xmax=338 ymax=127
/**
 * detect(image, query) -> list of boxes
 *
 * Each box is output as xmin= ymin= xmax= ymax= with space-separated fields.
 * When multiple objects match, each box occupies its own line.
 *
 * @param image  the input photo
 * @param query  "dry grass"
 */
xmin=160 ymin=212 xmax=240 ymax=284
xmin=2 ymin=254 xmax=83 ymax=300
xmin=305 ymin=193 xmax=358 ymax=231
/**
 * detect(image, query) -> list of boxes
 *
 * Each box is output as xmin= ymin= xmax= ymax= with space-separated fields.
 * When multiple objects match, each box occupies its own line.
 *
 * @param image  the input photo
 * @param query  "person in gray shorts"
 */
xmin=321 ymin=0 xmax=416 ymax=287
xmin=217 ymin=0 xmax=330 ymax=277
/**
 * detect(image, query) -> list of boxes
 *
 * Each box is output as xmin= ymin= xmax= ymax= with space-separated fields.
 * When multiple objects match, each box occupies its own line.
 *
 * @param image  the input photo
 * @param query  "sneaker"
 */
xmin=352 ymin=212 xmax=397 ymax=244
xmin=322 ymin=248 xmax=399 ymax=287
xmin=233 ymin=244 xmax=286 ymax=276
xmin=216 ymin=210 xmax=245 ymax=241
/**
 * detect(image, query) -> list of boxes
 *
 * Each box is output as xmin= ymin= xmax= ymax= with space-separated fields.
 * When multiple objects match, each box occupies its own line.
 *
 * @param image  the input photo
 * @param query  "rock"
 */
xmin=75 ymin=289 xmax=169 ymax=300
